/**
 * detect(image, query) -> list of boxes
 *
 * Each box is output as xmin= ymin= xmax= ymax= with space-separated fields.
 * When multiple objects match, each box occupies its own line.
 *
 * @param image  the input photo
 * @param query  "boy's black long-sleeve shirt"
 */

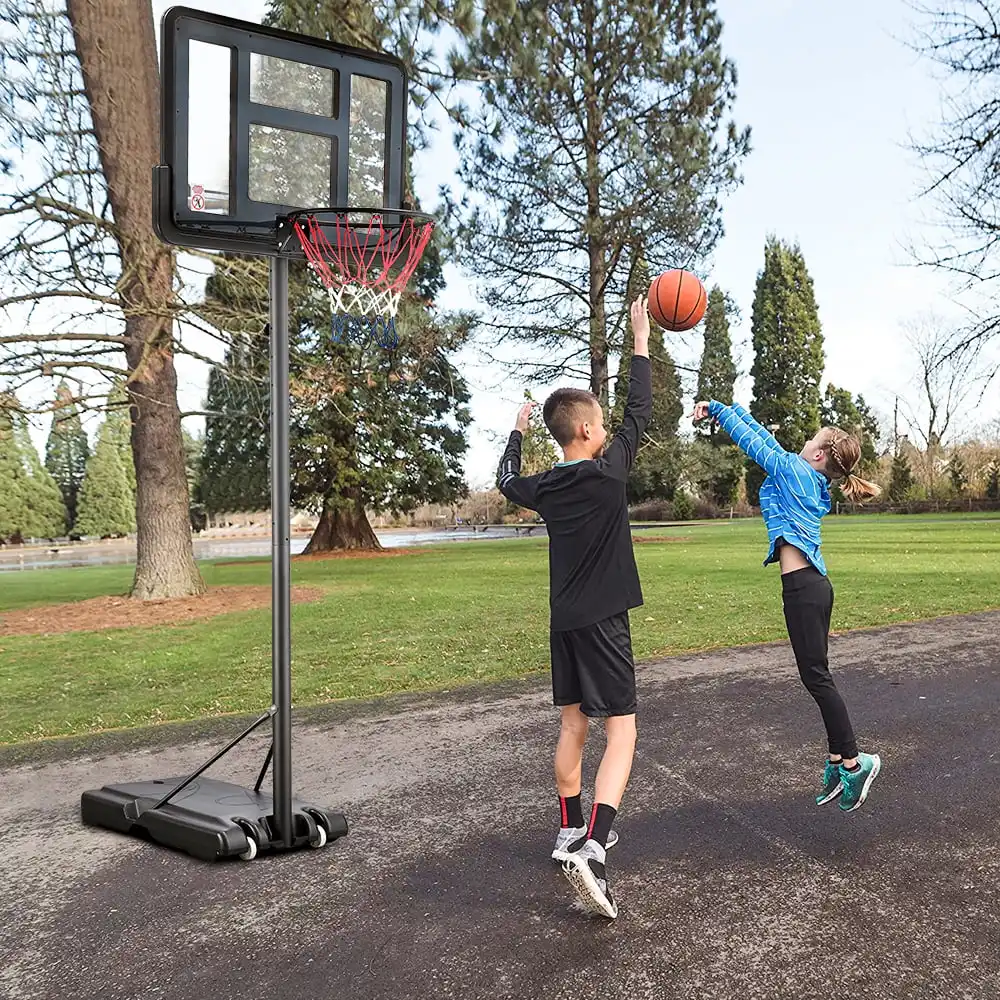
xmin=496 ymin=356 xmax=653 ymax=631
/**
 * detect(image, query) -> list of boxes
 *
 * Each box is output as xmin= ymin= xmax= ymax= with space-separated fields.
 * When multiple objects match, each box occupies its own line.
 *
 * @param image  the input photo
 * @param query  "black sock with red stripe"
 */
xmin=559 ymin=794 xmax=584 ymax=829
xmin=587 ymin=802 xmax=617 ymax=848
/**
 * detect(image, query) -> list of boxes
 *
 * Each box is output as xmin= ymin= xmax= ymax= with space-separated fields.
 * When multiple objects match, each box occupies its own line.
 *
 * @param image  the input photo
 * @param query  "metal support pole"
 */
xmin=270 ymin=256 xmax=294 ymax=848
xmin=145 ymin=708 xmax=275 ymax=813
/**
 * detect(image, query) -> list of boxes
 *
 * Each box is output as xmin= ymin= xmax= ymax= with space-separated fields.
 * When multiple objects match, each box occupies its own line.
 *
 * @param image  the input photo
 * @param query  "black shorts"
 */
xmin=550 ymin=612 xmax=637 ymax=717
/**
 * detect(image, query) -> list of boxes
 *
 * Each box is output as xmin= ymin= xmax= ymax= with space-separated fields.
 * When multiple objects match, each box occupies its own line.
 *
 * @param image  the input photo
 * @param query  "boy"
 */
xmin=496 ymin=296 xmax=652 ymax=919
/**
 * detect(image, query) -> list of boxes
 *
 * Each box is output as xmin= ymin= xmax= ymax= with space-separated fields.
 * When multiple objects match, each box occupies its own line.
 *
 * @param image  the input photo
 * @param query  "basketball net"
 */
xmin=292 ymin=212 xmax=434 ymax=321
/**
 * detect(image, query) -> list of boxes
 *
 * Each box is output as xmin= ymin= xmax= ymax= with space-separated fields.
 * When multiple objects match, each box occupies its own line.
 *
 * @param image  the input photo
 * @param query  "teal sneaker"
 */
xmin=816 ymin=759 xmax=844 ymax=806
xmin=838 ymin=753 xmax=882 ymax=812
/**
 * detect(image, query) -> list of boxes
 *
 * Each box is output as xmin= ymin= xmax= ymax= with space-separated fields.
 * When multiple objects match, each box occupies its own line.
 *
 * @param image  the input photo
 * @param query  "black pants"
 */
xmin=781 ymin=566 xmax=858 ymax=758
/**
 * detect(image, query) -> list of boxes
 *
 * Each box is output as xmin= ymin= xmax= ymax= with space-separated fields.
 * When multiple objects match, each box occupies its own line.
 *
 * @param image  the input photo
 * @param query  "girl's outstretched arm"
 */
xmin=728 ymin=402 xmax=783 ymax=452
xmin=693 ymin=400 xmax=789 ymax=478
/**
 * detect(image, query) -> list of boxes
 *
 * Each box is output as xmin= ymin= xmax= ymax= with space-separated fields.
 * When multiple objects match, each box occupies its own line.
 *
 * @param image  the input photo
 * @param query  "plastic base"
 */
xmin=81 ymin=777 xmax=348 ymax=862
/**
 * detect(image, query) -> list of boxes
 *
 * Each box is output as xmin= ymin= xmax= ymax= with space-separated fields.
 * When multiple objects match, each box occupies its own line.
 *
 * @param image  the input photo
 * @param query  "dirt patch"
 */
xmin=632 ymin=535 xmax=690 ymax=543
xmin=292 ymin=547 xmax=426 ymax=561
xmin=216 ymin=547 xmax=426 ymax=568
xmin=0 ymin=585 xmax=326 ymax=637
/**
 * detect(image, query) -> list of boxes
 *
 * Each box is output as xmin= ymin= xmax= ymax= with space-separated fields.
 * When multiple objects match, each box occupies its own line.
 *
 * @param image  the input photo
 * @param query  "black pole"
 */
xmin=270 ymin=255 xmax=294 ymax=848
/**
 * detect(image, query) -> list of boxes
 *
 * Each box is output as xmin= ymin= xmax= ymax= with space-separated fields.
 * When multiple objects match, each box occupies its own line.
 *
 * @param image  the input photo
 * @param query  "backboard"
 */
xmin=154 ymin=6 xmax=409 ymax=257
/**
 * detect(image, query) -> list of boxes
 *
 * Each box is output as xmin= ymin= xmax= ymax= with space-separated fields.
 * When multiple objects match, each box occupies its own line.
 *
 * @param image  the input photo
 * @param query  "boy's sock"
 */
xmin=843 ymin=761 xmax=861 ymax=773
xmin=587 ymin=802 xmax=618 ymax=848
xmin=559 ymin=794 xmax=584 ymax=829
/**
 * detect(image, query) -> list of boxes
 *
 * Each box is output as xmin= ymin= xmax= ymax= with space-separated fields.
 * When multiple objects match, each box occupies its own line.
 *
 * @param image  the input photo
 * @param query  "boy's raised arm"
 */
xmin=497 ymin=402 xmax=543 ymax=511
xmin=600 ymin=297 xmax=653 ymax=480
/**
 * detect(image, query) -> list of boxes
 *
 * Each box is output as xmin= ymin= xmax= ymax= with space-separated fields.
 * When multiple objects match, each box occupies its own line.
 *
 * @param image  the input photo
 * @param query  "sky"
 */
xmin=17 ymin=0 xmax=1000 ymax=484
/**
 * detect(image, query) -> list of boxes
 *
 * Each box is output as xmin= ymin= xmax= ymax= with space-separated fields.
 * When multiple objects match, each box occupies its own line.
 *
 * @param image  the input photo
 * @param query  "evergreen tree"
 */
xmin=75 ymin=419 xmax=136 ymax=537
xmin=199 ymin=329 xmax=270 ymax=515
xmin=451 ymin=0 xmax=749 ymax=405
xmin=696 ymin=287 xmax=738 ymax=417
xmin=947 ymin=451 xmax=968 ymax=495
xmin=694 ymin=286 xmax=742 ymax=504
xmin=181 ymin=428 xmax=203 ymax=500
xmin=44 ymin=382 xmax=89 ymax=529
xmin=820 ymin=384 xmax=880 ymax=475
xmin=747 ymin=237 xmax=825 ymax=505
xmin=888 ymin=452 xmax=916 ymax=502
xmin=106 ymin=384 xmax=136 ymax=497
xmin=613 ymin=257 xmax=683 ymax=502
xmin=985 ymin=459 xmax=1000 ymax=501
xmin=14 ymin=411 xmax=66 ymax=538
xmin=194 ymin=0 xmax=474 ymax=551
xmin=0 ymin=397 xmax=30 ymax=542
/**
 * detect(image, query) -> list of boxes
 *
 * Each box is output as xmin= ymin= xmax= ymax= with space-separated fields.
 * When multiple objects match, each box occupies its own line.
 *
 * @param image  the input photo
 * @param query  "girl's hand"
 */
xmin=691 ymin=401 xmax=710 ymax=422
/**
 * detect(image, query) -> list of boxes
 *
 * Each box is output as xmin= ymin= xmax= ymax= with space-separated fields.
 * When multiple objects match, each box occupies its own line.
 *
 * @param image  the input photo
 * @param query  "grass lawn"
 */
xmin=1 ymin=513 xmax=998 ymax=745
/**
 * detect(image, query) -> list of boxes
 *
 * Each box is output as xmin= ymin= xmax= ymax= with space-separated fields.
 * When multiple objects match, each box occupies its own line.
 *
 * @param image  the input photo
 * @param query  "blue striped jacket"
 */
xmin=708 ymin=401 xmax=832 ymax=575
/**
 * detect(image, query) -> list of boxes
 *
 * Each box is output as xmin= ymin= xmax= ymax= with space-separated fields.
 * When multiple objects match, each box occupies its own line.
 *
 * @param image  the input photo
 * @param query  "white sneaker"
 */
xmin=551 ymin=824 xmax=618 ymax=862
xmin=561 ymin=838 xmax=618 ymax=919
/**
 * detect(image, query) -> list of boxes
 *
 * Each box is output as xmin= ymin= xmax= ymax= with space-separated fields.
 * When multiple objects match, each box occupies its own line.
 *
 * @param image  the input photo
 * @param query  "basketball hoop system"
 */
xmin=286 ymin=208 xmax=435 ymax=348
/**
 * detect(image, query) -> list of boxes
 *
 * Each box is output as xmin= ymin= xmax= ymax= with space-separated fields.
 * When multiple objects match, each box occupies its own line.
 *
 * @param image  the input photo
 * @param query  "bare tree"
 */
xmin=899 ymin=313 xmax=989 ymax=493
xmin=0 ymin=0 xmax=205 ymax=597
xmin=909 ymin=0 xmax=1000 ymax=356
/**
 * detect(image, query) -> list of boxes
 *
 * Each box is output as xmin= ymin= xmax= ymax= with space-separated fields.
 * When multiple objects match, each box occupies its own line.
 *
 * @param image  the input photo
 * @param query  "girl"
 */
xmin=693 ymin=399 xmax=883 ymax=812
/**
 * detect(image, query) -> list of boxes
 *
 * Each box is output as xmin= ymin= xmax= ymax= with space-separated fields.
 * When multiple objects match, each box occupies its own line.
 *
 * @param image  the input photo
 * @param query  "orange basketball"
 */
xmin=648 ymin=269 xmax=707 ymax=332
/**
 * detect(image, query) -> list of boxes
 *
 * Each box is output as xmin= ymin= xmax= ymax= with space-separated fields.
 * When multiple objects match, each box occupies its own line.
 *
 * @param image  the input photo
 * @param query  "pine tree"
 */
xmin=696 ymin=287 xmax=738 ymax=416
xmin=75 ymin=419 xmax=136 ymax=537
xmin=986 ymin=459 xmax=1000 ymax=501
xmin=193 ymin=0 xmax=474 ymax=551
xmin=44 ymin=382 xmax=89 ymax=529
xmin=14 ymin=411 xmax=66 ymax=538
xmin=106 ymin=384 xmax=136 ymax=496
xmin=820 ymin=384 xmax=880 ymax=475
xmin=451 ymin=0 xmax=749 ymax=405
xmin=888 ymin=452 xmax=916 ymax=502
xmin=694 ymin=286 xmax=741 ymax=505
xmin=0 ymin=398 xmax=30 ymax=542
xmin=199 ymin=329 xmax=270 ymax=515
xmin=613 ymin=257 xmax=683 ymax=501
xmin=947 ymin=451 xmax=968 ymax=495
xmin=747 ymin=237 xmax=825 ymax=505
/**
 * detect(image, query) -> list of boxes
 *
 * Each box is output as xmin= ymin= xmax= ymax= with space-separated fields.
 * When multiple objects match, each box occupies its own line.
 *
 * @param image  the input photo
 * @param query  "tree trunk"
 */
xmin=66 ymin=0 xmax=204 ymax=599
xmin=303 ymin=491 xmax=382 ymax=552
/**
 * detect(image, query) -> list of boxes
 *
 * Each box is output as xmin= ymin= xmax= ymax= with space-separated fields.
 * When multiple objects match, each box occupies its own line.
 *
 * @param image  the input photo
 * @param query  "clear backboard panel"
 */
xmin=154 ymin=7 xmax=407 ymax=257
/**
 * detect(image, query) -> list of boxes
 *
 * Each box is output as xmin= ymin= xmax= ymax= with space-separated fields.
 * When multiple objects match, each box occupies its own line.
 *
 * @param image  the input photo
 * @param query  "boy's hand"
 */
xmin=630 ymin=295 xmax=650 ymax=348
xmin=514 ymin=401 xmax=536 ymax=434
xmin=691 ymin=401 xmax=710 ymax=423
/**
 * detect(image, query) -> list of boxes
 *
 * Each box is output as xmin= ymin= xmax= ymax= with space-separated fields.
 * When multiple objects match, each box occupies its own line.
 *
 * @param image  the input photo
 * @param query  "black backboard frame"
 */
xmin=154 ymin=6 xmax=408 ymax=257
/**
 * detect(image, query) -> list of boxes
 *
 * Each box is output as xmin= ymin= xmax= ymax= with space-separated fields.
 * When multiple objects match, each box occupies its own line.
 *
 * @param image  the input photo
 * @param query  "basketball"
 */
xmin=648 ymin=269 xmax=707 ymax=332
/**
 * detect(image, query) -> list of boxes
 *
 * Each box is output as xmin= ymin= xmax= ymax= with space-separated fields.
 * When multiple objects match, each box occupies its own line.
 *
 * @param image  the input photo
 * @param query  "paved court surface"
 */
xmin=4 ymin=612 xmax=1000 ymax=1000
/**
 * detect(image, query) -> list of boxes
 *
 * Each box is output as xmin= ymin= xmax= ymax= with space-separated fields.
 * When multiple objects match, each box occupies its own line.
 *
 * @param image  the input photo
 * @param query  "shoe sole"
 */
xmin=551 ymin=830 xmax=618 ymax=863
xmin=561 ymin=856 xmax=618 ymax=919
xmin=840 ymin=755 xmax=882 ymax=813
xmin=816 ymin=781 xmax=844 ymax=806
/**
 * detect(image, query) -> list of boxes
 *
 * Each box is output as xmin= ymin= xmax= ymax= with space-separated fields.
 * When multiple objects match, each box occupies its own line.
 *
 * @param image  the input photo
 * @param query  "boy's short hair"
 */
xmin=543 ymin=388 xmax=600 ymax=447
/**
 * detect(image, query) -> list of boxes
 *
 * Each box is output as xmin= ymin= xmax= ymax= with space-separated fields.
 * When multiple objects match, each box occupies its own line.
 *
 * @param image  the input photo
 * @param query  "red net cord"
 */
xmin=293 ymin=213 xmax=434 ymax=315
